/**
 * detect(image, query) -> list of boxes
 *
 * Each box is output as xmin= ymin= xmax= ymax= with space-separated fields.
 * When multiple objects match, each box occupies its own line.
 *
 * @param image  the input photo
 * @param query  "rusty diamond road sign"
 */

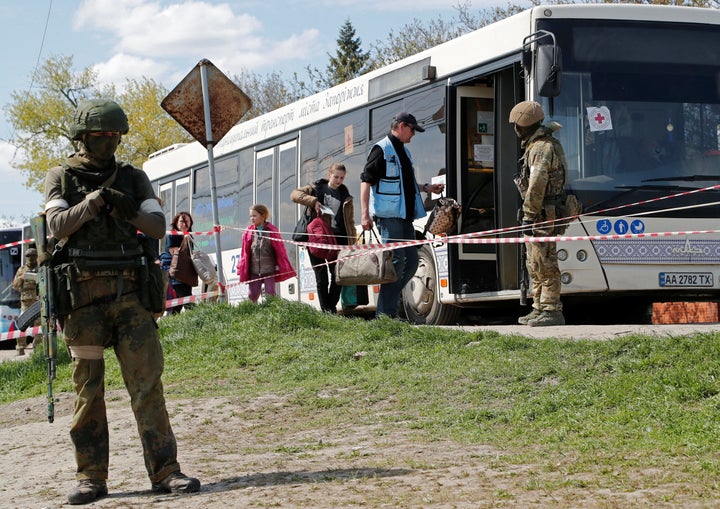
xmin=161 ymin=59 xmax=252 ymax=146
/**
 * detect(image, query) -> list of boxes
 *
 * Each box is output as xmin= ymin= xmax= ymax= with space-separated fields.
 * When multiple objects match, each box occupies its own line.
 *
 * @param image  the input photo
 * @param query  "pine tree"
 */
xmin=327 ymin=19 xmax=369 ymax=86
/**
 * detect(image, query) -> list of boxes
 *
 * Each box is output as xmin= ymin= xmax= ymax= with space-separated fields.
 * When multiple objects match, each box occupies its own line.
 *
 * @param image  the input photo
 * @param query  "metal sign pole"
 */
xmin=161 ymin=58 xmax=251 ymax=305
xmin=199 ymin=61 xmax=225 ymax=301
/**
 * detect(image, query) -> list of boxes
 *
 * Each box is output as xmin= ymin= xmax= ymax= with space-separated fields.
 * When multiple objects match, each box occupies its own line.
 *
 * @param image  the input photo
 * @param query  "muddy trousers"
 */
xmin=526 ymin=240 xmax=562 ymax=312
xmin=65 ymin=293 xmax=180 ymax=484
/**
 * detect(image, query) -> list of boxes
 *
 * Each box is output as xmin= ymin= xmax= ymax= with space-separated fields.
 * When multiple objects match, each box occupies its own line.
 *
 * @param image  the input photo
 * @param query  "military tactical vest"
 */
xmin=14 ymin=266 xmax=38 ymax=302
xmin=517 ymin=125 xmax=567 ymax=205
xmin=61 ymin=162 xmax=144 ymax=270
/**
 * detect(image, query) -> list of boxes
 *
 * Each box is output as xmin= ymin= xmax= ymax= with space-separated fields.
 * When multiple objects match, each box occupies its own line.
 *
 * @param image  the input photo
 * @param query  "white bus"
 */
xmin=144 ymin=4 xmax=720 ymax=325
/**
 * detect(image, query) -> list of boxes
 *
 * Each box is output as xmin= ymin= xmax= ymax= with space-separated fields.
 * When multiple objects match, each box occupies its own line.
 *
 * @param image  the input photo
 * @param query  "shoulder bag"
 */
xmin=335 ymin=230 xmax=397 ymax=286
xmin=292 ymin=207 xmax=313 ymax=243
xmin=188 ymin=237 xmax=218 ymax=285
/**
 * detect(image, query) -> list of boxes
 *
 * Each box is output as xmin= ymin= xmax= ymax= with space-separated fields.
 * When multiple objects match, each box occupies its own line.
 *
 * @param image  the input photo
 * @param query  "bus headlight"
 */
xmin=576 ymin=250 xmax=588 ymax=262
xmin=561 ymin=272 xmax=572 ymax=285
xmin=557 ymin=249 xmax=568 ymax=261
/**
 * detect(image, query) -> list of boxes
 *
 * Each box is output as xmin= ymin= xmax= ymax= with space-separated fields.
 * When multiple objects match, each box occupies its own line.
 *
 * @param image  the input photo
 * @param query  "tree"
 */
xmin=115 ymin=77 xmax=192 ymax=162
xmin=4 ymin=55 xmax=104 ymax=191
xmin=233 ymin=69 xmax=303 ymax=120
xmin=294 ymin=19 xmax=369 ymax=95
xmin=327 ymin=19 xmax=370 ymax=86
xmin=3 ymin=55 xmax=192 ymax=194
xmin=366 ymin=15 xmax=466 ymax=71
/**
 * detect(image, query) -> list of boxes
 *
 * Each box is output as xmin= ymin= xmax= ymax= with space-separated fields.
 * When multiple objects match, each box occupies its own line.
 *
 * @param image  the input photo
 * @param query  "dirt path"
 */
xmin=1 ymin=387 xmax=715 ymax=508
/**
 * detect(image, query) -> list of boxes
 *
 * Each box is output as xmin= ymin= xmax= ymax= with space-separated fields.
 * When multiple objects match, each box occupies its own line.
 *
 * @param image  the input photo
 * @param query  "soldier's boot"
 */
xmin=518 ymin=308 xmax=542 ymax=325
xmin=527 ymin=311 xmax=565 ymax=327
xmin=68 ymin=479 xmax=108 ymax=505
xmin=15 ymin=347 xmax=25 ymax=356
xmin=152 ymin=471 xmax=201 ymax=494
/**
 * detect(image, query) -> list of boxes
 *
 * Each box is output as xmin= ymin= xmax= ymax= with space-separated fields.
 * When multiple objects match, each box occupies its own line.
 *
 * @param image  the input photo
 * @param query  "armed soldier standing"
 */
xmin=510 ymin=100 xmax=567 ymax=327
xmin=11 ymin=248 xmax=41 ymax=355
xmin=43 ymin=99 xmax=200 ymax=504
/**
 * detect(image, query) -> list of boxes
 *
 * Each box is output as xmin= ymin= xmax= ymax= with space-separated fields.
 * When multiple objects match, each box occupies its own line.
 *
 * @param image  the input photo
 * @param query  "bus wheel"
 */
xmin=401 ymin=245 xmax=460 ymax=325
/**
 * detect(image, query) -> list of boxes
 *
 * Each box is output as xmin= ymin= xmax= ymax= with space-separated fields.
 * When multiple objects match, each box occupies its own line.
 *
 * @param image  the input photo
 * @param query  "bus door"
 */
xmin=454 ymin=85 xmax=499 ymax=293
xmin=254 ymin=140 xmax=300 ymax=301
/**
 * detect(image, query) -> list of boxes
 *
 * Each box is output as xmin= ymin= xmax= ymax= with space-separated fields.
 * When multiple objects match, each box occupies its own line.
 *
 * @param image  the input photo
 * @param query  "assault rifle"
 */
xmin=518 ymin=207 xmax=529 ymax=307
xmin=32 ymin=214 xmax=57 ymax=424
xmin=519 ymin=244 xmax=528 ymax=307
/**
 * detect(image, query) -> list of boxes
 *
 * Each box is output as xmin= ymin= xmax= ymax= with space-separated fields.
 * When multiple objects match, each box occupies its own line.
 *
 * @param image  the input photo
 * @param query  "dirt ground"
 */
xmin=2 ymin=324 xmax=718 ymax=508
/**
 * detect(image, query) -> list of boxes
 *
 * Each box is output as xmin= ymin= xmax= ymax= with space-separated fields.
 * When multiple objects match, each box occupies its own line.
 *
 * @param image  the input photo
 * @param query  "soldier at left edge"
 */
xmin=11 ymin=247 xmax=42 ymax=355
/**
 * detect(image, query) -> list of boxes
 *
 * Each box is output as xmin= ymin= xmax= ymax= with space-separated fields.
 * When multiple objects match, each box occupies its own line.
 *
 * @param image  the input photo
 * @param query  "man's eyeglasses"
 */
xmin=404 ymin=123 xmax=415 ymax=134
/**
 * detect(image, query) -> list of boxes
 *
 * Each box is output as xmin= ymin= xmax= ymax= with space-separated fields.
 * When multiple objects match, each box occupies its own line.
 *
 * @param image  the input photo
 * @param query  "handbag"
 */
xmin=188 ymin=238 xmax=218 ymax=285
xmin=306 ymin=217 xmax=338 ymax=260
xmin=292 ymin=207 xmax=313 ymax=242
xmin=169 ymin=236 xmax=199 ymax=287
xmin=424 ymin=194 xmax=462 ymax=236
xmin=335 ymin=230 xmax=398 ymax=286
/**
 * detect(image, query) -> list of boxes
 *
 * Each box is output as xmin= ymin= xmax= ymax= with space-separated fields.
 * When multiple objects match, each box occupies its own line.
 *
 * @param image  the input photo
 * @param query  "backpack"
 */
xmin=306 ymin=217 xmax=338 ymax=260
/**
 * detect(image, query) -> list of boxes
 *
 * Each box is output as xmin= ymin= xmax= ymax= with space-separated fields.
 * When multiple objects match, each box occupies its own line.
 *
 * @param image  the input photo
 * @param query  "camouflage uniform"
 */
xmin=516 ymin=123 xmax=568 ymax=317
xmin=44 ymin=99 xmax=199 ymax=505
xmin=11 ymin=251 xmax=41 ymax=352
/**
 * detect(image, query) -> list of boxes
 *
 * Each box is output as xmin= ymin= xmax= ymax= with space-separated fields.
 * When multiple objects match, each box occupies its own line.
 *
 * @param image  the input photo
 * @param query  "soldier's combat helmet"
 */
xmin=69 ymin=99 xmax=129 ymax=140
xmin=509 ymin=101 xmax=545 ymax=127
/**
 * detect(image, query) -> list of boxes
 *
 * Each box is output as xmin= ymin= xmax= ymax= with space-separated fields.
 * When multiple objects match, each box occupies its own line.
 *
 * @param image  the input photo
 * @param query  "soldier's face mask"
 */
xmin=84 ymin=132 xmax=121 ymax=161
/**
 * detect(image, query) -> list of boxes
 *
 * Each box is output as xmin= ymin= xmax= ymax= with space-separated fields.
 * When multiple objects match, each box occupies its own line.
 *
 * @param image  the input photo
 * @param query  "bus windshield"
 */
xmin=542 ymin=18 xmax=720 ymax=217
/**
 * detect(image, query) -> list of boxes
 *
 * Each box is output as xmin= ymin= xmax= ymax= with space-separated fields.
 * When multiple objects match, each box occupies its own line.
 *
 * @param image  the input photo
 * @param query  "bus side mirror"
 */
xmin=522 ymin=30 xmax=563 ymax=98
xmin=535 ymin=44 xmax=562 ymax=97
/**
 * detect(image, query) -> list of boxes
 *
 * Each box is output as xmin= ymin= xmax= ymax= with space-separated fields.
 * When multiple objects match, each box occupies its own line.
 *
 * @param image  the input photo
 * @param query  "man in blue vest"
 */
xmin=360 ymin=112 xmax=444 ymax=318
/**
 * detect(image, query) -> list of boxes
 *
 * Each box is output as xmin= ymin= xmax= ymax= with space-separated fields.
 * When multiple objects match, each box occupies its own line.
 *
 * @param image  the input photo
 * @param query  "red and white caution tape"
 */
xmin=0 ymin=237 xmax=35 ymax=252
xmin=0 ymin=325 xmax=44 ymax=342
xmin=164 ymin=289 xmax=223 ymax=308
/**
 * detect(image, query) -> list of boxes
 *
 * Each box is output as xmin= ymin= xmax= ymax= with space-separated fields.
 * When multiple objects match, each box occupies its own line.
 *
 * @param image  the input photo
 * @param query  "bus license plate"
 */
xmin=659 ymin=272 xmax=714 ymax=287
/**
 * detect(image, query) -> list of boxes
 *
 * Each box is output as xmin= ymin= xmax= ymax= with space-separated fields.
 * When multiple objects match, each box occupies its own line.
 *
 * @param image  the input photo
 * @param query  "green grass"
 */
xmin=3 ymin=298 xmax=720 ymax=488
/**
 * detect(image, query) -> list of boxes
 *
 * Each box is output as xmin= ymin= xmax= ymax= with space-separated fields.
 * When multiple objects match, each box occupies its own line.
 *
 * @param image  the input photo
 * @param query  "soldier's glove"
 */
xmin=521 ymin=220 xmax=535 ymax=237
xmin=100 ymin=187 xmax=138 ymax=220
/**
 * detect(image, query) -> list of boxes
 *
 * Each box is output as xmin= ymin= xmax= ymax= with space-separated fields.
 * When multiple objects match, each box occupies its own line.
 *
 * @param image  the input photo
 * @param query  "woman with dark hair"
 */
xmin=160 ymin=211 xmax=197 ymax=314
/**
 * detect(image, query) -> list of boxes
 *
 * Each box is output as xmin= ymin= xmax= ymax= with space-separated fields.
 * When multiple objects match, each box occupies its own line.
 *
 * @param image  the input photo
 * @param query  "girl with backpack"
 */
xmin=291 ymin=163 xmax=355 ymax=313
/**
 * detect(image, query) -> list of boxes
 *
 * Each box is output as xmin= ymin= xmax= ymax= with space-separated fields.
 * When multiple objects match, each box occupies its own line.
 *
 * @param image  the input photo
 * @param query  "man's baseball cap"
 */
xmin=395 ymin=112 xmax=425 ymax=132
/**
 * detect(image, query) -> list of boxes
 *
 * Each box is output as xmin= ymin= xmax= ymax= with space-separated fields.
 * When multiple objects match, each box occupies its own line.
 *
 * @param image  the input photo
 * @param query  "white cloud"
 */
xmin=294 ymin=0 xmax=500 ymax=11
xmin=73 ymin=0 xmax=320 ymax=75
xmin=0 ymin=141 xmax=43 ymax=222
xmin=93 ymin=53 xmax=172 ymax=89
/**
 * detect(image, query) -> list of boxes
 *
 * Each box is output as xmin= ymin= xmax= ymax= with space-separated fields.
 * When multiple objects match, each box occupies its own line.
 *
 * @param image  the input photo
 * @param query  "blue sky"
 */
xmin=0 ymin=0 xmax=503 ymax=224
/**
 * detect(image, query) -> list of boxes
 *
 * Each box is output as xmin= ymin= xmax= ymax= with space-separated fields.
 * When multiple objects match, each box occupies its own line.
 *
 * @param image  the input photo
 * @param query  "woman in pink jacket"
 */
xmin=236 ymin=204 xmax=296 ymax=302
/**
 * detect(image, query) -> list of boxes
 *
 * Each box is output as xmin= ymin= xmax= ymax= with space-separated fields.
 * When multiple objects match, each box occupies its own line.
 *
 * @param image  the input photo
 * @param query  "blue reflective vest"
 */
xmin=369 ymin=137 xmax=426 ymax=220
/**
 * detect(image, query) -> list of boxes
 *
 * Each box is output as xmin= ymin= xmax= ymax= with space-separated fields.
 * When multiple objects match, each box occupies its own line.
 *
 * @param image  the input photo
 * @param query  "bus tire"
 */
xmin=401 ymin=245 xmax=460 ymax=325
